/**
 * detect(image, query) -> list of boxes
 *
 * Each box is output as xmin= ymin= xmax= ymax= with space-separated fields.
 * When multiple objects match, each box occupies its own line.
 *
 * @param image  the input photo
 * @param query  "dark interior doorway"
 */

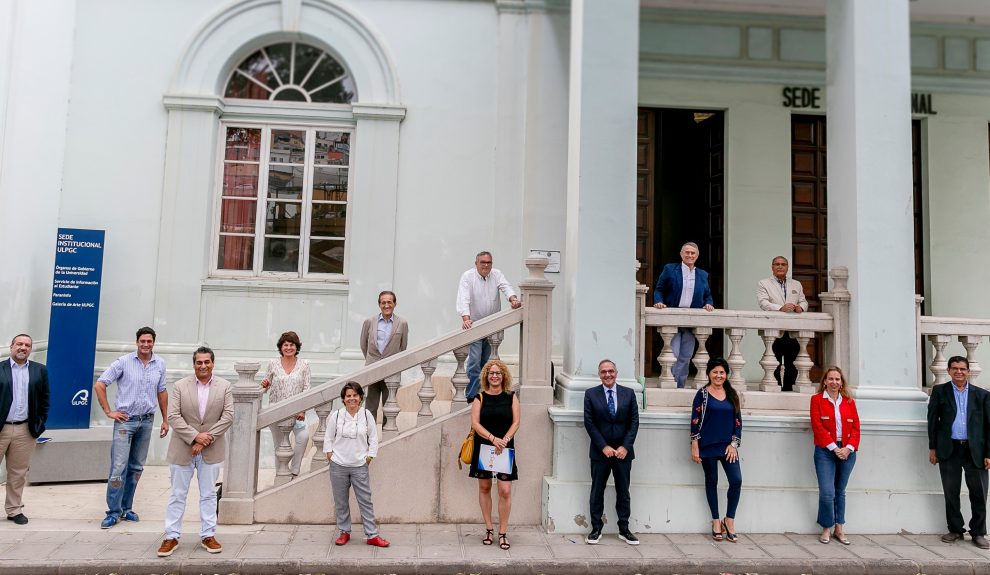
xmin=637 ymin=108 xmax=725 ymax=377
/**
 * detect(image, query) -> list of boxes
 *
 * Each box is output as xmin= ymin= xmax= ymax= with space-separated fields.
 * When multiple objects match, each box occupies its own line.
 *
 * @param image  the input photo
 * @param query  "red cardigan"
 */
xmin=810 ymin=393 xmax=861 ymax=450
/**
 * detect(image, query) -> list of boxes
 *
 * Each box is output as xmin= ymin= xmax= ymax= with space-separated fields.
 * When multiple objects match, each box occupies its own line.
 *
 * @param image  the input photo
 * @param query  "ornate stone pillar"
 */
xmin=218 ymin=362 xmax=262 ymax=525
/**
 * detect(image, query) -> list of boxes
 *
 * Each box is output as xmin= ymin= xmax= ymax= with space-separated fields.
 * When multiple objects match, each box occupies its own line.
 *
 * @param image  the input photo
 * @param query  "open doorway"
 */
xmin=637 ymin=108 xmax=725 ymax=377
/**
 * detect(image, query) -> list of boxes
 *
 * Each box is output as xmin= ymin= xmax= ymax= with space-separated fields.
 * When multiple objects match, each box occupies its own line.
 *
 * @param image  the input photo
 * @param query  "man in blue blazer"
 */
xmin=583 ymin=359 xmax=639 ymax=545
xmin=0 ymin=334 xmax=50 ymax=525
xmin=652 ymin=242 xmax=714 ymax=387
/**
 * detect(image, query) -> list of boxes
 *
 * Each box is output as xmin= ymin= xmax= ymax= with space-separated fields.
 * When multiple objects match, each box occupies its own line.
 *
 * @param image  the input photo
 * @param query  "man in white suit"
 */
xmin=756 ymin=256 xmax=809 ymax=392
xmin=156 ymin=346 xmax=233 ymax=557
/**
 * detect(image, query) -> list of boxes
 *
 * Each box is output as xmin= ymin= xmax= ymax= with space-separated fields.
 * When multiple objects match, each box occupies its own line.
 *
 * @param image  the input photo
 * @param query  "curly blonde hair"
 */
xmin=480 ymin=359 xmax=513 ymax=393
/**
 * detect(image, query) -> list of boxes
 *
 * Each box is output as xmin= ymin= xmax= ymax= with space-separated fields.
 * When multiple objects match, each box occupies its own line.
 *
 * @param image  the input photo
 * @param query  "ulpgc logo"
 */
xmin=71 ymin=389 xmax=89 ymax=406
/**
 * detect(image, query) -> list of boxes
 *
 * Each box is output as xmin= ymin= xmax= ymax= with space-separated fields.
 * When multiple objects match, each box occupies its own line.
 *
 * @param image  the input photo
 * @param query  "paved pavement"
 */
xmin=2 ymin=467 xmax=990 ymax=574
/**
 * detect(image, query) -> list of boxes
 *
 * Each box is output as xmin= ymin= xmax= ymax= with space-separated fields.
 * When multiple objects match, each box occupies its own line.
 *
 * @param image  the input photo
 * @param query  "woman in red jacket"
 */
xmin=810 ymin=366 xmax=860 ymax=545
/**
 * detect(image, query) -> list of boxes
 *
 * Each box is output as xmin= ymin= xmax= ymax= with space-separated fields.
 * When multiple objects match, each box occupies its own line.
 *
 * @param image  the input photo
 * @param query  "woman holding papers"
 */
xmin=690 ymin=357 xmax=743 ymax=543
xmin=323 ymin=381 xmax=390 ymax=548
xmin=469 ymin=359 xmax=520 ymax=550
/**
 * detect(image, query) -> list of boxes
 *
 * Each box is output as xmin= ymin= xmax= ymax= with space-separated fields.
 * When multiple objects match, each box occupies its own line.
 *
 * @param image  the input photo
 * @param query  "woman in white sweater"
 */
xmin=323 ymin=381 xmax=389 ymax=548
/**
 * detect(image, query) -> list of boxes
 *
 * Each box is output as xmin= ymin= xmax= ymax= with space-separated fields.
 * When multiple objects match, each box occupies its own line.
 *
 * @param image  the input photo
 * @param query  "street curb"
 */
xmin=2 ymin=557 xmax=990 ymax=575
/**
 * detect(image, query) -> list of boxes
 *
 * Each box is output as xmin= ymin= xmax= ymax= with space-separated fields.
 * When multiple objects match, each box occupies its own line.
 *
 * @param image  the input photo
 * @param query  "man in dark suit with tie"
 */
xmin=652 ymin=242 xmax=714 ymax=387
xmin=583 ymin=359 xmax=639 ymax=545
xmin=928 ymin=356 xmax=990 ymax=549
xmin=0 ymin=334 xmax=50 ymax=525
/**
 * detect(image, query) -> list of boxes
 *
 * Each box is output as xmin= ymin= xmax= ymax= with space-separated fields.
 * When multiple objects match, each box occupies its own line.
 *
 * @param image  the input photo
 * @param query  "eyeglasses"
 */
xmin=488 ymin=372 xmax=503 ymax=377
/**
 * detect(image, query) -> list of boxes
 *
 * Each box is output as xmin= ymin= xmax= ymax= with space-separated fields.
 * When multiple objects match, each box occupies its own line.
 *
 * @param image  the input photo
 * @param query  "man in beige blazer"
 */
xmin=360 ymin=290 xmax=409 ymax=425
xmin=756 ymin=256 xmax=809 ymax=391
xmin=157 ymin=346 xmax=233 ymax=557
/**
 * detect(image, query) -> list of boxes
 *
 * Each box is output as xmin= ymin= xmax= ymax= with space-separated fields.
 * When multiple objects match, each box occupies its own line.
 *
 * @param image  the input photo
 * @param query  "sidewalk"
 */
xmin=1 ymin=468 xmax=989 ymax=574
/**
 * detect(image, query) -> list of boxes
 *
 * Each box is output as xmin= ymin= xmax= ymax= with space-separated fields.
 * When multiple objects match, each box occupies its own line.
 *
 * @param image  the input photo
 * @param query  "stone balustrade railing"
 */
xmin=919 ymin=307 xmax=990 ymax=387
xmin=219 ymin=256 xmax=554 ymax=524
xmin=635 ymin=267 xmax=850 ymax=394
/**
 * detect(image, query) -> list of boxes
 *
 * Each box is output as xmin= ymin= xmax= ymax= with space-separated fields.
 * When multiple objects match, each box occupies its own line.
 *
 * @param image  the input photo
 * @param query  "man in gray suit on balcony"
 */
xmin=756 ymin=256 xmax=808 ymax=392
xmin=360 ymin=290 xmax=408 ymax=426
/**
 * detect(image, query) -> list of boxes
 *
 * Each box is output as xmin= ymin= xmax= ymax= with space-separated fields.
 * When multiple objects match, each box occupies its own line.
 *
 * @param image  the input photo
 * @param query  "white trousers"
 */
xmin=164 ymin=454 xmax=221 ymax=540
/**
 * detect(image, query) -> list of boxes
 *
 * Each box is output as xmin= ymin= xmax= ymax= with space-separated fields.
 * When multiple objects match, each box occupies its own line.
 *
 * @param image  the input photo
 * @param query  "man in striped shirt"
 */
xmin=94 ymin=326 xmax=168 ymax=529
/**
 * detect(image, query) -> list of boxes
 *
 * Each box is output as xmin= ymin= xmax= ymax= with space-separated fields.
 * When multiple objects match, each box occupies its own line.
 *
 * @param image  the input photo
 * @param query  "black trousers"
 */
xmin=589 ymin=456 xmax=632 ymax=532
xmin=939 ymin=441 xmax=989 ymax=536
xmin=772 ymin=333 xmax=800 ymax=392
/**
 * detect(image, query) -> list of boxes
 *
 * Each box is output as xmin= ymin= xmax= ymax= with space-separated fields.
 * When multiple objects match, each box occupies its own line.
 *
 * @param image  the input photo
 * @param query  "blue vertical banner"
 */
xmin=46 ymin=228 xmax=106 ymax=429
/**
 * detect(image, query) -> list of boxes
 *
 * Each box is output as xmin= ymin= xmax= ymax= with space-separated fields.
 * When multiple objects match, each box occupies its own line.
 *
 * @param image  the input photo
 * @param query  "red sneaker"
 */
xmin=366 ymin=535 xmax=390 ymax=547
xmin=334 ymin=532 xmax=350 ymax=546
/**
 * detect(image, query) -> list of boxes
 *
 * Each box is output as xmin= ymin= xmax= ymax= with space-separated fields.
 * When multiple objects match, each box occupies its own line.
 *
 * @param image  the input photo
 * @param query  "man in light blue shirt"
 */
xmin=94 ymin=326 xmax=168 ymax=529
xmin=360 ymin=291 xmax=408 ymax=425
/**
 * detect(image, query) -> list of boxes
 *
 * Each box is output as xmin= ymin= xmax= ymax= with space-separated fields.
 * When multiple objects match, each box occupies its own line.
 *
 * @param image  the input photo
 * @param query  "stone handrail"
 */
xmin=919 ymin=309 xmax=990 ymax=386
xmin=218 ymin=255 xmax=554 ymax=524
xmin=635 ymin=267 xmax=850 ymax=393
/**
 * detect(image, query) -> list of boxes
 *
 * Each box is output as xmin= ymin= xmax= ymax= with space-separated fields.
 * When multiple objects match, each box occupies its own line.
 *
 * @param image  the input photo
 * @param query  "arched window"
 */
xmin=214 ymin=42 xmax=355 ymax=278
xmin=224 ymin=42 xmax=356 ymax=104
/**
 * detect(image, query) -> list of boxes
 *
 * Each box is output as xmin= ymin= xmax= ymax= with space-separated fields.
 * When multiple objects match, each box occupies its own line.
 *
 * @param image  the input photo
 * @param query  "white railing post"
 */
xmin=218 ymin=361 xmax=262 ymax=525
xmin=727 ymin=328 xmax=747 ymax=389
xmin=692 ymin=327 xmax=712 ymax=389
xmin=518 ymin=256 xmax=554 ymax=404
xmin=273 ymin=418 xmax=295 ymax=486
xmin=488 ymin=330 xmax=504 ymax=361
xmin=819 ymin=266 xmax=851 ymax=372
xmin=794 ymin=331 xmax=816 ymax=393
xmin=451 ymin=346 xmax=470 ymax=404
xmin=960 ymin=335 xmax=983 ymax=383
xmin=417 ymin=359 xmax=438 ymax=423
xmin=382 ymin=374 xmax=402 ymax=437
xmin=657 ymin=326 xmax=678 ymax=389
xmin=928 ymin=334 xmax=950 ymax=386
xmin=310 ymin=401 xmax=333 ymax=471
xmin=758 ymin=329 xmax=782 ymax=392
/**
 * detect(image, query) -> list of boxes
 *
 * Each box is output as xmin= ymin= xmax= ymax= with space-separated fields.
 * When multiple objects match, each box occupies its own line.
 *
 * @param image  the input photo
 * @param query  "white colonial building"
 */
xmin=3 ymin=0 xmax=990 ymax=534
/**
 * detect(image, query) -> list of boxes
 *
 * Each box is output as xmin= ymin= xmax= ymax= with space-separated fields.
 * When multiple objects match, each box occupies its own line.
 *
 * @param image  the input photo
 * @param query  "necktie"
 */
xmin=607 ymin=389 xmax=616 ymax=417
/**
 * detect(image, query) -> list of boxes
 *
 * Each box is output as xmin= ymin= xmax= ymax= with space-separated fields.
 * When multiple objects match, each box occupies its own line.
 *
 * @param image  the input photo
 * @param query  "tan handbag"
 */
xmin=457 ymin=394 xmax=482 ymax=469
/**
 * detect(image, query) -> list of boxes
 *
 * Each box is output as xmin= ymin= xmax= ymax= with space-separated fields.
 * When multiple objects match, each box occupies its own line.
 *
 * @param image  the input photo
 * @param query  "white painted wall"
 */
xmin=0 ymin=0 xmax=76 ymax=344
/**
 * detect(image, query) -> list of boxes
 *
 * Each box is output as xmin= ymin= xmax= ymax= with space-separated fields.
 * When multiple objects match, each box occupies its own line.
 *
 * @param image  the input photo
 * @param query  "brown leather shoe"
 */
xmin=973 ymin=535 xmax=990 ymax=549
xmin=201 ymin=536 xmax=222 ymax=553
xmin=157 ymin=538 xmax=178 ymax=557
xmin=941 ymin=532 xmax=965 ymax=543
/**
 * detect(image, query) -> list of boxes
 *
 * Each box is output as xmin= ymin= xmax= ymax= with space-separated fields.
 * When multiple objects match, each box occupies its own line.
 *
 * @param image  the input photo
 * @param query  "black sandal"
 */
xmin=498 ymin=532 xmax=510 ymax=550
xmin=711 ymin=519 xmax=724 ymax=541
xmin=482 ymin=529 xmax=494 ymax=545
xmin=723 ymin=518 xmax=738 ymax=543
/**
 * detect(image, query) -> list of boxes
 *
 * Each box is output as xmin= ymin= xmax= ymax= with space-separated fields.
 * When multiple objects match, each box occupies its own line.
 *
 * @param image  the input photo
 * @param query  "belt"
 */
xmin=125 ymin=412 xmax=156 ymax=420
xmin=953 ymin=439 xmax=969 ymax=445
xmin=5 ymin=420 xmax=27 ymax=425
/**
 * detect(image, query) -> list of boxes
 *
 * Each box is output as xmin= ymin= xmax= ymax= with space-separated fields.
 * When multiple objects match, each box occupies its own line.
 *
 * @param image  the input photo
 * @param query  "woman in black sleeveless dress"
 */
xmin=469 ymin=359 xmax=520 ymax=550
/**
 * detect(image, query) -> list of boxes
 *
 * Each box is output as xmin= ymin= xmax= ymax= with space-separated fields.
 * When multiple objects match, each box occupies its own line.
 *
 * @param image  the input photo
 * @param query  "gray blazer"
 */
xmin=757 ymin=277 xmax=809 ymax=312
xmin=360 ymin=314 xmax=409 ymax=364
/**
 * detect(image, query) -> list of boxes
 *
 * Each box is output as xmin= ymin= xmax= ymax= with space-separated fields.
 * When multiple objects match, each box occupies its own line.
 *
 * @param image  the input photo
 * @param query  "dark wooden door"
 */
xmin=912 ymin=120 xmax=924 ymax=304
xmin=637 ymin=108 xmax=724 ymax=377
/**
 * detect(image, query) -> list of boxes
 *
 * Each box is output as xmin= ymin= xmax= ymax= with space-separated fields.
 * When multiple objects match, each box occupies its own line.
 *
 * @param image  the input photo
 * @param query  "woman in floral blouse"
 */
xmin=261 ymin=331 xmax=312 ymax=476
xmin=690 ymin=357 xmax=743 ymax=542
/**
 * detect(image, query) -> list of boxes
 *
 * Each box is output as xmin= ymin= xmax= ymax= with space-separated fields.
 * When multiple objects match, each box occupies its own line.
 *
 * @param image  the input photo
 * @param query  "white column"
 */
xmin=826 ymin=0 xmax=927 ymax=418
xmin=557 ymin=0 xmax=639 ymax=408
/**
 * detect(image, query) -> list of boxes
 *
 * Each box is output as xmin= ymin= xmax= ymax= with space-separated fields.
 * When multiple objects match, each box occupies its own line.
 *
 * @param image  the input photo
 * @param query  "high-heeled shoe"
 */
xmin=711 ymin=519 xmax=724 ymax=541
xmin=722 ymin=518 xmax=738 ymax=543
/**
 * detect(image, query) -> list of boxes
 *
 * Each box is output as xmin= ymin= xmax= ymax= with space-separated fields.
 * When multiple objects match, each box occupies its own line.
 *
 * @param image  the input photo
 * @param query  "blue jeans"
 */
xmin=671 ymin=328 xmax=696 ymax=388
xmin=701 ymin=456 xmax=742 ymax=519
xmin=465 ymin=338 xmax=491 ymax=400
xmin=106 ymin=414 xmax=153 ymax=519
xmin=814 ymin=445 xmax=856 ymax=528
